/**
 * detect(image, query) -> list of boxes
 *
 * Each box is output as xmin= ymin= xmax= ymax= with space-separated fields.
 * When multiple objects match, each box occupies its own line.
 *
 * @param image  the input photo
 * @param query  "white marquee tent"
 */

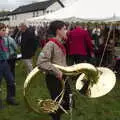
xmin=27 ymin=0 xmax=120 ymax=23
xmin=103 ymin=16 xmax=120 ymax=23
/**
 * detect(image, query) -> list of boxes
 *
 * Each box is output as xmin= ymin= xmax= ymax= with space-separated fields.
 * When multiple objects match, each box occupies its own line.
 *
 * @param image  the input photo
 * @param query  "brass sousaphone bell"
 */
xmin=53 ymin=63 xmax=116 ymax=98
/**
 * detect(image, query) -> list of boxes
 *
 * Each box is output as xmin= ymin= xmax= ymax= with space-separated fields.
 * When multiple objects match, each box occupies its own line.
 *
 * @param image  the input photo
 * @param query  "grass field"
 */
xmin=0 ymin=58 xmax=120 ymax=120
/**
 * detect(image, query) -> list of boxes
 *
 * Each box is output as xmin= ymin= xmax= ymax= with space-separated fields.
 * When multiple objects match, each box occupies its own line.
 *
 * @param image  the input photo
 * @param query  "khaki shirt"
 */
xmin=37 ymin=40 xmax=66 ymax=76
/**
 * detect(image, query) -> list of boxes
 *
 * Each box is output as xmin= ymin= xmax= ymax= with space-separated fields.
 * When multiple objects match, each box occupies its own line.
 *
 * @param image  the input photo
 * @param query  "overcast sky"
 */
xmin=0 ymin=0 xmax=119 ymax=18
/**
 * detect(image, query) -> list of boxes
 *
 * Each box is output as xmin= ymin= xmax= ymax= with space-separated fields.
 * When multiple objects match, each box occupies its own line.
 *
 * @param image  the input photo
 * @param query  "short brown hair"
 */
xmin=47 ymin=20 xmax=66 ymax=36
xmin=0 ymin=23 xmax=6 ymax=30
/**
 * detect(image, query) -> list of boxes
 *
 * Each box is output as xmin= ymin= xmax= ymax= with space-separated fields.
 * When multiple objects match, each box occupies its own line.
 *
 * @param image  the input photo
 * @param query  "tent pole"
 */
xmin=99 ymin=23 xmax=113 ymax=66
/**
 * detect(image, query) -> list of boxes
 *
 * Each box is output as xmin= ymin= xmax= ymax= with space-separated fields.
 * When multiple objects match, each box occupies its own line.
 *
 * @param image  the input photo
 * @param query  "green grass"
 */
xmin=1 ymin=58 xmax=120 ymax=120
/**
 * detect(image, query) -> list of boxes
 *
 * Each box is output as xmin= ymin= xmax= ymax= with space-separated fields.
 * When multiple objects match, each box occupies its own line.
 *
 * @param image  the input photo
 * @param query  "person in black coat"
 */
xmin=19 ymin=23 xmax=37 ymax=73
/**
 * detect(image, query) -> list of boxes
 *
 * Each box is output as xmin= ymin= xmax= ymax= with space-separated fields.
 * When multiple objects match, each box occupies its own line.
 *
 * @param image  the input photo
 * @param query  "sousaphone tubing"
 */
xmin=23 ymin=63 xmax=116 ymax=114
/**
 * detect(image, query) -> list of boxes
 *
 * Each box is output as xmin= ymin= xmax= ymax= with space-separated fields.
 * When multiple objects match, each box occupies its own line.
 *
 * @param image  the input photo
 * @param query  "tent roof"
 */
xmin=102 ymin=16 xmax=120 ymax=22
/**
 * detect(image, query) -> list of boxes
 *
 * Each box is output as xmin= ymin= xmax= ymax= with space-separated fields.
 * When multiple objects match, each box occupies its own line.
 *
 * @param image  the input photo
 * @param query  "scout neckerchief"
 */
xmin=49 ymin=38 xmax=66 ymax=55
xmin=0 ymin=38 xmax=8 ymax=52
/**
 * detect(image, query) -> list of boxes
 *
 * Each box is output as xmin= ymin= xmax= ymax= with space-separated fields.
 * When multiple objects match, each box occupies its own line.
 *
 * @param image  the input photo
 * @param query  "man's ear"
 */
xmin=56 ymin=29 xmax=59 ymax=35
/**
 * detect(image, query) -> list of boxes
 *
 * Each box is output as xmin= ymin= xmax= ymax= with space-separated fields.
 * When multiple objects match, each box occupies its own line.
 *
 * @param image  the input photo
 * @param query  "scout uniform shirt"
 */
xmin=37 ymin=38 xmax=66 ymax=76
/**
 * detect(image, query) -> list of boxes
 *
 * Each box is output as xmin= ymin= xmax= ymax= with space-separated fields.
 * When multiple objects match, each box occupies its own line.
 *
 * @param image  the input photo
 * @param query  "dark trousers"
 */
xmin=45 ymin=74 xmax=71 ymax=120
xmin=7 ymin=59 xmax=16 ymax=79
xmin=114 ymin=60 xmax=120 ymax=73
xmin=67 ymin=54 xmax=89 ymax=66
xmin=0 ymin=61 xmax=16 ymax=100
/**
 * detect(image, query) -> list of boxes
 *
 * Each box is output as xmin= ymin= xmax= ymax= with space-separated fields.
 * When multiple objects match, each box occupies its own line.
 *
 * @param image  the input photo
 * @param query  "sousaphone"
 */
xmin=23 ymin=63 xmax=116 ymax=114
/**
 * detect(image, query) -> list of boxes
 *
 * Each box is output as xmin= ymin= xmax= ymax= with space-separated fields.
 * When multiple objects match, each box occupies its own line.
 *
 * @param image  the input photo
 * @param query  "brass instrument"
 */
xmin=23 ymin=63 xmax=116 ymax=114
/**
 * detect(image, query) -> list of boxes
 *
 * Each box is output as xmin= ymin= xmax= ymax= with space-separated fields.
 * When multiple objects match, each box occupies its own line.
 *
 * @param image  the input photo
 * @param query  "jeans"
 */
xmin=0 ymin=61 xmax=16 ymax=100
xmin=7 ymin=59 xmax=16 ymax=79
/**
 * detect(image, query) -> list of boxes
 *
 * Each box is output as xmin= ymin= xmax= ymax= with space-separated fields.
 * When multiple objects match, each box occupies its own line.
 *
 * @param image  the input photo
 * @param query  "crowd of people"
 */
xmin=34 ymin=22 xmax=120 ymax=68
xmin=0 ymin=20 xmax=120 ymax=120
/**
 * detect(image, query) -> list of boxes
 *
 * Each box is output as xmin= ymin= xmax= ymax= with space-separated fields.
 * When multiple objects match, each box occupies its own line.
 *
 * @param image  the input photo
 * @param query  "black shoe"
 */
xmin=6 ymin=98 xmax=19 ymax=106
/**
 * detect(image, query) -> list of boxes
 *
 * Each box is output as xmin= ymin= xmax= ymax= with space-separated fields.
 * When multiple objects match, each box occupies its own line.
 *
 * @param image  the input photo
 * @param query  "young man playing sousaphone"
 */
xmin=37 ymin=20 xmax=72 ymax=120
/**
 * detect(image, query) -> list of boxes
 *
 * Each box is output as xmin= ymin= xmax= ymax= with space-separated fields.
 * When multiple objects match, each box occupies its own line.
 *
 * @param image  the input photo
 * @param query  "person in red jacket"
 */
xmin=66 ymin=25 xmax=94 ymax=65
